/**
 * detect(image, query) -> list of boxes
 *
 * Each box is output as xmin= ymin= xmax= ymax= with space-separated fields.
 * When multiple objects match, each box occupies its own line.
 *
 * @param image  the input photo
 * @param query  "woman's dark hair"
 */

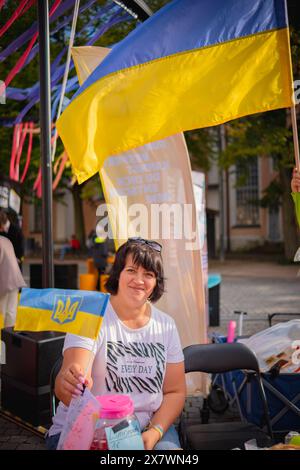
xmin=105 ymin=240 xmax=165 ymax=303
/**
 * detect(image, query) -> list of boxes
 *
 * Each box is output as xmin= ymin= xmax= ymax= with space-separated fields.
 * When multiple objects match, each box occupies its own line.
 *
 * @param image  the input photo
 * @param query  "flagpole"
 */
xmin=219 ymin=125 xmax=226 ymax=262
xmin=83 ymin=339 xmax=97 ymax=381
xmin=291 ymin=105 xmax=300 ymax=171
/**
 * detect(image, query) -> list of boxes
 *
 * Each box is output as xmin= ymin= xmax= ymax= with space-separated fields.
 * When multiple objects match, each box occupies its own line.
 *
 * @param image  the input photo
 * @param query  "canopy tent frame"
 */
xmin=38 ymin=0 xmax=54 ymax=287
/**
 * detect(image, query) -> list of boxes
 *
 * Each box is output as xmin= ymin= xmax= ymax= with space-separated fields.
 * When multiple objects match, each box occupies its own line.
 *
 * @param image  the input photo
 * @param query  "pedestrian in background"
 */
xmin=0 ymin=210 xmax=24 ymax=270
xmin=60 ymin=234 xmax=80 ymax=260
xmin=0 ymin=236 xmax=26 ymax=327
xmin=91 ymin=229 xmax=109 ymax=290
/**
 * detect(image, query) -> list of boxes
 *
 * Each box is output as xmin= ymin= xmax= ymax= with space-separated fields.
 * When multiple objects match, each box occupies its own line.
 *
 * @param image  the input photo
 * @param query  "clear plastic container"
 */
xmin=90 ymin=395 xmax=139 ymax=450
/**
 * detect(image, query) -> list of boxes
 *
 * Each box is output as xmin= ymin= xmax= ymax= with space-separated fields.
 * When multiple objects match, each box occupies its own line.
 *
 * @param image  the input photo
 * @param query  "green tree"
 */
xmin=180 ymin=25 xmax=300 ymax=261
xmin=217 ymin=26 xmax=300 ymax=260
xmin=0 ymin=1 xmax=137 ymax=246
xmin=2 ymin=1 xmax=299 ymax=259
xmin=219 ymin=110 xmax=298 ymax=260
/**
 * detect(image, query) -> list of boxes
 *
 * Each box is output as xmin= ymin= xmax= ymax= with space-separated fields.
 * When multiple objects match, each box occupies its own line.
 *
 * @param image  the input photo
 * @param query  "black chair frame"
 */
xmin=180 ymin=342 xmax=273 ymax=449
xmin=49 ymin=356 xmax=63 ymax=417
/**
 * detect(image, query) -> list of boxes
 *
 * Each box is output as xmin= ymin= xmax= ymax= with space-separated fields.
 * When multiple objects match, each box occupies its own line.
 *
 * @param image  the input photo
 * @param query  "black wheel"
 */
xmin=207 ymin=385 xmax=229 ymax=414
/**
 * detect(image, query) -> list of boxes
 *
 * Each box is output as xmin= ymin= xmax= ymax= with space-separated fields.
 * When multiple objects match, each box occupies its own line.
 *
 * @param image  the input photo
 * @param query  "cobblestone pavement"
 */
xmin=0 ymin=258 xmax=299 ymax=450
xmin=0 ymin=417 xmax=45 ymax=450
xmin=208 ymin=259 xmax=300 ymax=337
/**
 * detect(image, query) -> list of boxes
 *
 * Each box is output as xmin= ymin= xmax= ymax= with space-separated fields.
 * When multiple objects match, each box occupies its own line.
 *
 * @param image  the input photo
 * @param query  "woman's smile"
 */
xmin=118 ymin=254 xmax=157 ymax=305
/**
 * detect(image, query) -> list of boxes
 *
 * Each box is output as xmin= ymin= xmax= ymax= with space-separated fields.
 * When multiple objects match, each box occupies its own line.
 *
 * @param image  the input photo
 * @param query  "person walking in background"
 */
xmin=0 ymin=210 xmax=24 ymax=270
xmin=86 ymin=229 xmax=96 ymax=254
xmin=0 ymin=236 xmax=26 ymax=327
xmin=60 ymin=234 xmax=80 ymax=260
xmin=90 ymin=228 xmax=109 ymax=291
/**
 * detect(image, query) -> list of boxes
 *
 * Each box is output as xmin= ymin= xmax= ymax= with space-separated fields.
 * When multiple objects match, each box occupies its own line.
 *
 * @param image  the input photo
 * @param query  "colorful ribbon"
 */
xmin=14 ymin=11 xmax=130 ymax=124
xmin=15 ymin=122 xmax=29 ymax=181
xmin=0 ymin=0 xmax=104 ymax=63
xmin=52 ymin=151 xmax=69 ymax=190
xmin=20 ymin=122 xmax=34 ymax=183
xmin=1 ymin=0 xmax=62 ymax=92
xmin=0 ymin=0 xmax=36 ymax=39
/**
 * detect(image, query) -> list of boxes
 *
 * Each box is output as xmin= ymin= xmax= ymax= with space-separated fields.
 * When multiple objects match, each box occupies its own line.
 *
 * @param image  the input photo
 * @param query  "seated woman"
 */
xmin=46 ymin=238 xmax=186 ymax=450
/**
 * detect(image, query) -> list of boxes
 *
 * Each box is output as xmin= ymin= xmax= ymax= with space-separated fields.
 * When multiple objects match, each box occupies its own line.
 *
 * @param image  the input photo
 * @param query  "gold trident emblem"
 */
xmin=53 ymin=296 xmax=80 ymax=324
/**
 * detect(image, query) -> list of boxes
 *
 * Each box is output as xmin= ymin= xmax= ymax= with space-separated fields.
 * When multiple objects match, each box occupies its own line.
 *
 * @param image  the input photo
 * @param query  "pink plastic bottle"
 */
xmin=227 ymin=320 xmax=236 ymax=343
xmin=90 ymin=395 xmax=138 ymax=450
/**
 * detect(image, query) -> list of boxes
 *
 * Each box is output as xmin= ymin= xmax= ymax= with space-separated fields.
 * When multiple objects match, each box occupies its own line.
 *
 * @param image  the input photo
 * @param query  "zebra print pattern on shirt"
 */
xmin=105 ymin=341 xmax=166 ymax=394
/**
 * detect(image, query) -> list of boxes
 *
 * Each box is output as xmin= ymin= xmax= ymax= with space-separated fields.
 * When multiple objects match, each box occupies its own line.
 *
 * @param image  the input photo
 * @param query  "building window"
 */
xmin=236 ymin=158 xmax=260 ymax=226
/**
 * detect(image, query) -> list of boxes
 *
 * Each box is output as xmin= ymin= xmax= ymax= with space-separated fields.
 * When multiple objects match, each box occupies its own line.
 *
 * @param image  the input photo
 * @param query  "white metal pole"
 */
xmin=291 ymin=106 xmax=300 ymax=171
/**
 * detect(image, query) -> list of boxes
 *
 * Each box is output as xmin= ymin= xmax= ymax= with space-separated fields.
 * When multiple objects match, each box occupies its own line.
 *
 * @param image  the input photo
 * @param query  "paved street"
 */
xmin=208 ymin=259 xmax=300 ymax=337
xmin=0 ymin=258 xmax=299 ymax=450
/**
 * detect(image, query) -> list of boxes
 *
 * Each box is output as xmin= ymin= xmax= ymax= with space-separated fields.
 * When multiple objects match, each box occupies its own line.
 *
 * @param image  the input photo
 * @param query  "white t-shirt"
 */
xmin=49 ymin=301 xmax=184 ymax=436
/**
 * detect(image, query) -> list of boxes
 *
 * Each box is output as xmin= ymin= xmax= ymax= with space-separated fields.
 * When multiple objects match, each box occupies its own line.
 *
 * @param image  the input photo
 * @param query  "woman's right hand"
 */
xmin=54 ymin=348 xmax=94 ymax=406
xmin=56 ymin=363 xmax=93 ymax=406
xmin=61 ymin=363 xmax=86 ymax=398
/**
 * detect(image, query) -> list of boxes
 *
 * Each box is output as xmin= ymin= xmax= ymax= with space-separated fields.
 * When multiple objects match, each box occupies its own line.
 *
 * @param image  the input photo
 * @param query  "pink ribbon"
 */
xmin=33 ymin=166 xmax=42 ymax=196
xmin=53 ymin=152 xmax=68 ymax=190
xmin=1 ymin=0 xmax=62 ymax=92
xmin=0 ymin=0 xmax=36 ymax=38
xmin=20 ymin=122 xmax=34 ymax=183
xmin=10 ymin=123 xmax=23 ymax=181
xmin=15 ymin=122 xmax=29 ymax=181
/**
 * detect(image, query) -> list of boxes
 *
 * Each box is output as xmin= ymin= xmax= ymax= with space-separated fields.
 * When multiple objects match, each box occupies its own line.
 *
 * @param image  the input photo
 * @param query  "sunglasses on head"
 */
xmin=128 ymin=237 xmax=162 ymax=253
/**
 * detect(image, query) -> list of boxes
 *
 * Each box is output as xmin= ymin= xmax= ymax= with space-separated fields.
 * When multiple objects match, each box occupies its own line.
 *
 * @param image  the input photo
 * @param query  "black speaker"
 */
xmin=1 ymin=328 xmax=65 ymax=426
xmin=208 ymin=283 xmax=220 ymax=327
xmin=29 ymin=264 xmax=78 ymax=289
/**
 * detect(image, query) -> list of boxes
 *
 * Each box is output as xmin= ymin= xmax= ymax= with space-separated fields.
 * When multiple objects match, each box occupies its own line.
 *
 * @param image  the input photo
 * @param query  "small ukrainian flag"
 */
xmin=15 ymin=288 xmax=109 ymax=340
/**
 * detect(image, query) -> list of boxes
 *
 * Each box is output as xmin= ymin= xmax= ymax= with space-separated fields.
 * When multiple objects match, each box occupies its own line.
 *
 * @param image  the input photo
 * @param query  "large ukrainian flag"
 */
xmin=15 ymin=288 xmax=109 ymax=339
xmin=57 ymin=0 xmax=293 ymax=184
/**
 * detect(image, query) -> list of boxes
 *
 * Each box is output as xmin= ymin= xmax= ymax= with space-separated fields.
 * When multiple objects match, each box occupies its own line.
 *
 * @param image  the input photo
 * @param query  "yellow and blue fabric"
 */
xmin=57 ymin=0 xmax=293 ymax=184
xmin=15 ymin=288 xmax=109 ymax=339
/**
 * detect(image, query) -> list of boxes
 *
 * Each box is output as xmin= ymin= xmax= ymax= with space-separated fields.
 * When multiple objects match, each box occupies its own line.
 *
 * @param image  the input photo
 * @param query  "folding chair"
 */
xmin=49 ymin=356 xmax=63 ymax=417
xmin=180 ymin=342 xmax=273 ymax=450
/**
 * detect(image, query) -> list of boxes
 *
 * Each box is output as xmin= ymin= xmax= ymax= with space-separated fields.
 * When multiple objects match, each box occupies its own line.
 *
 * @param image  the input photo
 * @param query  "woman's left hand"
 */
xmin=142 ymin=428 xmax=160 ymax=450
